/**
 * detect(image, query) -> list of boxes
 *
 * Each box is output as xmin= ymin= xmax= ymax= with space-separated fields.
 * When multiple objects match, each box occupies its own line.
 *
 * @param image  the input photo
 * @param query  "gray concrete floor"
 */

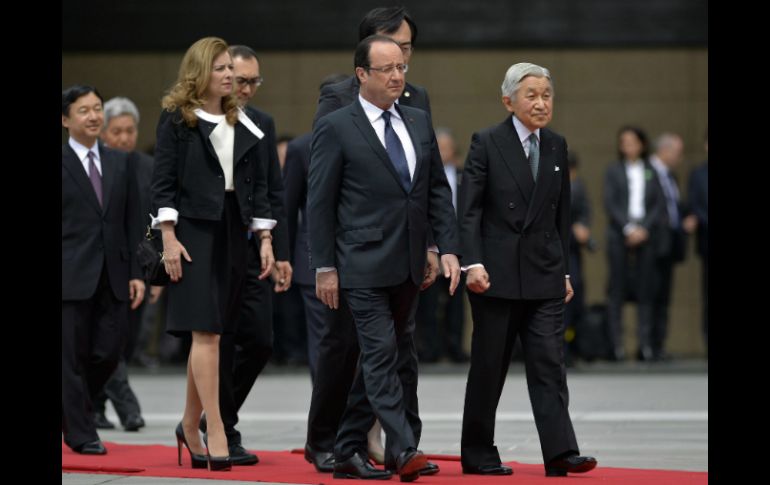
xmin=63 ymin=361 xmax=708 ymax=484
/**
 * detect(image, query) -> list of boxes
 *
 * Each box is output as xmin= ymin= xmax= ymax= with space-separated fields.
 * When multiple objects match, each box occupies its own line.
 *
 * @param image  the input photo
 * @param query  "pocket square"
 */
xmin=555 ymin=166 xmax=561 ymax=172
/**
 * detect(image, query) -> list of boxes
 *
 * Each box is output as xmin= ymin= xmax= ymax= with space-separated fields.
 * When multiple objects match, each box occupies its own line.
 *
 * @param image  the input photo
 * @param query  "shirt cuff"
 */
xmin=565 ymin=275 xmax=571 ymax=279
xmin=427 ymin=245 xmax=439 ymax=253
xmin=250 ymin=218 xmax=277 ymax=231
xmin=622 ymin=222 xmax=639 ymax=235
xmin=461 ymin=263 xmax=484 ymax=272
xmin=316 ymin=267 xmax=336 ymax=273
xmin=151 ymin=208 xmax=179 ymax=229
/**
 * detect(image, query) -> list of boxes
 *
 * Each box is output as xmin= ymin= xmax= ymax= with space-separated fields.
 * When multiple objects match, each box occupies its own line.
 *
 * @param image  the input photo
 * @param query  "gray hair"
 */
xmin=501 ymin=63 xmax=552 ymax=99
xmin=103 ymin=96 xmax=140 ymax=129
xmin=654 ymin=132 xmax=682 ymax=153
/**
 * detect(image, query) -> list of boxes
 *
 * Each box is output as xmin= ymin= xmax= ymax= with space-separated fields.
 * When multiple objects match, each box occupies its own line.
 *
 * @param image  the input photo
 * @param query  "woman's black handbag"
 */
xmin=136 ymin=226 xmax=169 ymax=286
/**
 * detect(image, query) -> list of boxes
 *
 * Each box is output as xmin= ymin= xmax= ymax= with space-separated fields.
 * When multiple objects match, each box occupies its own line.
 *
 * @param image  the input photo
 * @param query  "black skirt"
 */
xmin=165 ymin=192 xmax=249 ymax=336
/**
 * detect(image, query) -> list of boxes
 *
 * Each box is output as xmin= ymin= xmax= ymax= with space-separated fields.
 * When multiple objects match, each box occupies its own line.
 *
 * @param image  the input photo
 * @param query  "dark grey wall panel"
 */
xmin=63 ymin=0 xmax=707 ymax=51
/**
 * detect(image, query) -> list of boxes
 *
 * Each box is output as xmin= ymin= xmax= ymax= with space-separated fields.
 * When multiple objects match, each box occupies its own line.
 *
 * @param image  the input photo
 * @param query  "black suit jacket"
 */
xmin=62 ymin=142 xmax=142 ymax=301
xmin=244 ymin=106 xmax=289 ymax=261
xmin=283 ymin=132 xmax=313 ymax=286
xmin=308 ymin=101 xmax=459 ymax=289
xmin=603 ymin=160 xmax=665 ymax=237
xmin=151 ymin=109 xmax=271 ymax=226
xmin=129 ymin=150 xmax=154 ymax=228
xmin=458 ymin=116 xmax=570 ymax=300
xmin=313 ymin=76 xmax=431 ymax=128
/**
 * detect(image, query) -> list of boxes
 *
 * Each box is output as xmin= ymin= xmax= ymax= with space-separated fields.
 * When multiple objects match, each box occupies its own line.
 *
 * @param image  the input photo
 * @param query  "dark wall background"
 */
xmin=63 ymin=0 xmax=707 ymax=51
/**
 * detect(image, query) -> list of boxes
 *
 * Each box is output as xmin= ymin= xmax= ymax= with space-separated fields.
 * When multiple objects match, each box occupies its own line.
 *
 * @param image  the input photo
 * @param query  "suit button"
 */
xmin=508 ymin=202 xmax=515 ymax=209
xmin=217 ymin=174 xmax=223 ymax=179
xmin=247 ymin=195 xmax=252 ymax=201
xmin=551 ymin=203 xmax=556 ymax=209
xmin=545 ymin=232 xmax=551 ymax=238
xmin=246 ymin=177 xmax=251 ymax=183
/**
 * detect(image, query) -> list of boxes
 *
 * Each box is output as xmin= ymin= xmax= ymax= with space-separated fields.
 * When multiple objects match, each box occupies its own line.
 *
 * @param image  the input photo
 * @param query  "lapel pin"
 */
xmin=404 ymin=91 xmax=411 ymax=98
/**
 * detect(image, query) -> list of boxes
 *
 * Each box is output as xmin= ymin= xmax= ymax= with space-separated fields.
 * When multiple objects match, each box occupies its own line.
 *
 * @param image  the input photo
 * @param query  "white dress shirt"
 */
xmin=69 ymin=137 xmax=101 ymax=176
xmin=624 ymin=159 xmax=646 ymax=234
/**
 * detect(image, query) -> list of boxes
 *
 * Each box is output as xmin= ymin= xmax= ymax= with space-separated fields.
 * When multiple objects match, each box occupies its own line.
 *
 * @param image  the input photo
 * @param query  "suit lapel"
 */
xmin=99 ymin=143 xmax=116 ymax=214
xmin=524 ymin=129 xmax=557 ymax=229
xmin=350 ymin=101 xmax=409 ymax=194
xmin=490 ymin=117 xmax=535 ymax=203
xmin=395 ymin=104 xmax=422 ymax=193
xmin=62 ymin=144 xmax=102 ymax=213
xmin=196 ymin=120 xmax=220 ymax=161
xmin=233 ymin=121 xmax=259 ymax=165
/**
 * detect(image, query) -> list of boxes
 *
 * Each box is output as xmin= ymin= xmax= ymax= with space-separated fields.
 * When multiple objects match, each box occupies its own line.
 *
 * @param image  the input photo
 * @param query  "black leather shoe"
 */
xmin=123 ymin=414 xmax=145 ymax=432
xmin=420 ymin=461 xmax=440 ymax=475
xmin=94 ymin=412 xmax=115 ymax=430
xmin=545 ymin=454 xmax=597 ymax=476
xmin=74 ymin=440 xmax=107 ymax=455
xmin=229 ymin=443 xmax=259 ymax=466
xmin=305 ymin=443 xmax=335 ymax=473
xmin=462 ymin=464 xmax=513 ymax=475
xmin=387 ymin=460 xmax=440 ymax=476
xmin=333 ymin=452 xmax=392 ymax=480
xmin=637 ymin=346 xmax=654 ymax=362
xmin=396 ymin=449 xmax=427 ymax=482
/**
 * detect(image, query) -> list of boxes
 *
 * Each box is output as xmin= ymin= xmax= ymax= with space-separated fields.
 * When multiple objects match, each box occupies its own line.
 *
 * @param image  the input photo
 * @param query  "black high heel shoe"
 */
xmin=208 ymin=454 xmax=232 ymax=471
xmin=175 ymin=422 xmax=207 ymax=469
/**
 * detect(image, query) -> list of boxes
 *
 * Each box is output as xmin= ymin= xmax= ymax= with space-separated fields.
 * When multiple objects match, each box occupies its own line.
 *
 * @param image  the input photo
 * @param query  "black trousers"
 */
xmin=416 ymin=275 xmax=466 ymax=361
xmin=305 ymin=293 xmax=359 ymax=452
xmin=461 ymin=293 xmax=578 ymax=467
xmin=607 ymin=234 xmax=656 ymax=351
xmin=334 ymin=280 xmax=421 ymax=463
xmin=62 ymin=265 xmax=127 ymax=449
xmin=93 ymin=301 xmax=145 ymax=422
xmin=299 ymin=283 xmax=329 ymax=383
xmin=220 ymin=240 xmax=274 ymax=445
xmin=651 ymin=253 xmax=676 ymax=356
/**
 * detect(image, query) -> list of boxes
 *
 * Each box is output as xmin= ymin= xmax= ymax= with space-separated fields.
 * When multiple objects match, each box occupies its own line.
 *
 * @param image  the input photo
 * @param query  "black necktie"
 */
xmin=381 ymin=111 xmax=411 ymax=191
xmin=87 ymin=151 xmax=103 ymax=207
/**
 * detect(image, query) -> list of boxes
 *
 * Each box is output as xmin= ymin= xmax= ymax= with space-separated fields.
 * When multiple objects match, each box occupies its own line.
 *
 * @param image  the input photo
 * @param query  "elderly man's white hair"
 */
xmin=501 ymin=63 xmax=552 ymax=99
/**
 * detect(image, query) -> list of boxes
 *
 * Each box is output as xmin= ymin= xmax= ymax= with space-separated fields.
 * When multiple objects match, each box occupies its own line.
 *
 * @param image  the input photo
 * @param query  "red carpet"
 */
xmin=62 ymin=442 xmax=707 ymax=484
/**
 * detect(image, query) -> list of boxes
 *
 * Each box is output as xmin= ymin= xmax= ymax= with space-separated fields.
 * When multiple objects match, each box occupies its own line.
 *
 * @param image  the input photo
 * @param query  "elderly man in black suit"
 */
xmin=62 ymin=85 xmax=145 ymax=454
xmin=458 ymin=63 xmax=597 ymax=477
xmin=308 ymin=35 xmax=460 ymax=482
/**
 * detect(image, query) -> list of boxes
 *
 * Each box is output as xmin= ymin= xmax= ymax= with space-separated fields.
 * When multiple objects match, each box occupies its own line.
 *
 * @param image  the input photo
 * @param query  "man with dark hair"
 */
xmin=62 ymin=85 xmax=144 ymax=454
xmin=308 ymin=35 xmax=460 ymax=482
xmin=197 ymin=45 xmax=291 ymax=466
xmin=304 ymin=6 xmax=440 ymax=476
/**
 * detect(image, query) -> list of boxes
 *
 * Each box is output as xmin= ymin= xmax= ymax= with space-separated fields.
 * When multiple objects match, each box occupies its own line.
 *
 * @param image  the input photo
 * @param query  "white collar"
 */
xmin=512 ymin=115 xmax=540 ymax=145
xmin=69 ymin=137 xmax=100 ymax=162
xmin=358 ymin=94 xmax=401 ymax=124
xmin=193 ymin=108 xmax=264 ymax=139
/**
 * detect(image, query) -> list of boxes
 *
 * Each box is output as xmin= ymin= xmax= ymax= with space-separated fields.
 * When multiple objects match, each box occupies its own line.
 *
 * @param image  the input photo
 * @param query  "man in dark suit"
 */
xmin=687 ymin=132 xmax=708 ymax=355
xmin=284 ymin=74 xmax=348 ymax=384
xmin=62 ymin=85 xmax=145 ymax=454
xmin=650 ymin=133 xmax=690 ymax=362
xmin=458 ymin=63 xmax=596 ymax=477
xmin=308 ymin=35 xmax=460 ymax=482
xmin=198 ymin=44 xmax=292 ymax=466
xmin=415 ymin=127 xmax=469 ymax=363
xmin=304 ymin=6 xmax=440 ymax=475
xmin=604 ymin=127 xmax=666 ymax=362
xmin=92 ymin=96 xmax=150 ymax=433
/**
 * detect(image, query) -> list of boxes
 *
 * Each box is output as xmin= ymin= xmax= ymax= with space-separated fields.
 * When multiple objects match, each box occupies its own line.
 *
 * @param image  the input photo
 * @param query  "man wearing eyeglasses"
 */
xmin=304 ymin=6 xmax=441 ymax=477
xmin=308 ymin=35 xmax=460 ymax=482
xmin=196 ymin=44 xmax=291 ymax=467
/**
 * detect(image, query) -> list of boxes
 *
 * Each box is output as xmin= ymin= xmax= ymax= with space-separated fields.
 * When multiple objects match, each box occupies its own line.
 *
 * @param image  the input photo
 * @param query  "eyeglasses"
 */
xmin=235 ymin=76 xmax=264 ymax=87
xmin=366 ymin=64 xmax=409 ymax=76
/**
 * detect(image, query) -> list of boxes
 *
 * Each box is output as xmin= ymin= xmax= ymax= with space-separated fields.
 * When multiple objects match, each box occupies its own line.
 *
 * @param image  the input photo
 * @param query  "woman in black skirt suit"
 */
xmin=151 ymin=37 xmax=276 ymax=471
